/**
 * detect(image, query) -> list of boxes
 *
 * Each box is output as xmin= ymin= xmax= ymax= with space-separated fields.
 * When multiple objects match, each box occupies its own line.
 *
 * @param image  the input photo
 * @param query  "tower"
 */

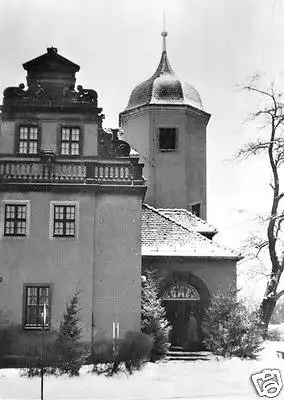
xmin=120 ymin=31 xmax=210 ymax=219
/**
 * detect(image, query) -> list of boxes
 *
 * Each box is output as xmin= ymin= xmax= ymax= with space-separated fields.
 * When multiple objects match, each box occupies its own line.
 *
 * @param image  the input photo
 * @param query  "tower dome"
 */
xmin=124 ymin=31 xmax=203 ymax=112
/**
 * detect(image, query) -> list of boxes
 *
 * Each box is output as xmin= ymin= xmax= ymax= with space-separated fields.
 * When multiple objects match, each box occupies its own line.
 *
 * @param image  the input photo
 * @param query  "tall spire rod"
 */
xmin=161 ymin=8 xmax=168 ymax=52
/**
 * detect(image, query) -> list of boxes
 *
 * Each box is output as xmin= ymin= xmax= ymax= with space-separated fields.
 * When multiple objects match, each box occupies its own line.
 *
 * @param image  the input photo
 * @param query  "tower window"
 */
xmin=158 ymin=128 xmax=177 ymax=151
xmin=191 ymin=203 xmax=201 ymax=218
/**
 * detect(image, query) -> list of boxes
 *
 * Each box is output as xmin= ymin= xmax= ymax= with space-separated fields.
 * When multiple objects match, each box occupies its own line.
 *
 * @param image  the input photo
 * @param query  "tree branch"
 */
xmin=276 ymin=289 xmax=284 ymax=302
xmin=241 ymin=80 xmax=284 ymax=328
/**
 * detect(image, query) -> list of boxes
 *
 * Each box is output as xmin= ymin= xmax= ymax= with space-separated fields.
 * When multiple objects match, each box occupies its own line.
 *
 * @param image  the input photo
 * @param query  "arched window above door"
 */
xmin=163 ymin=282 xmax=200 ymax=301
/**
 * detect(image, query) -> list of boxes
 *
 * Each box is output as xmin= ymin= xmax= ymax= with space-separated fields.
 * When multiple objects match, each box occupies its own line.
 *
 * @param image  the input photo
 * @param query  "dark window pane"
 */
xmin=191 ymin=203 xmax=201 ymax=218
xmin=159 ymin=128 xmax=177 ymax=150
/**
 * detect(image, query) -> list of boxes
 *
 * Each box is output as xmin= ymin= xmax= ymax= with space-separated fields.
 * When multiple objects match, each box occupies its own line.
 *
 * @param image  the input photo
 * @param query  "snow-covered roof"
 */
xmin=123 ymin=50 xmax=204 ymax=113
xmin=157 ymin=208 xmax=218 ymax=238
xmin=142 ymin=204 xmax=241 ymax=260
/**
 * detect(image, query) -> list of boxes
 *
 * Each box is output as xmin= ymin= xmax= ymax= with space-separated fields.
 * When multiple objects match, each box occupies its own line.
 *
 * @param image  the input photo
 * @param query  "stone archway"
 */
xmin=160 ymin=272 xmax=210 ymax=351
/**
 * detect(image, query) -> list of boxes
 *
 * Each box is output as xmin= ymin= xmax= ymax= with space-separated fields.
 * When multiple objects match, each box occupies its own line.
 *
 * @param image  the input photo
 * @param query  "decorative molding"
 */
xmin=3 ymin=83 xmax=99 ymax=108
xmin=163 ymin=282 xmax=200 ymax=301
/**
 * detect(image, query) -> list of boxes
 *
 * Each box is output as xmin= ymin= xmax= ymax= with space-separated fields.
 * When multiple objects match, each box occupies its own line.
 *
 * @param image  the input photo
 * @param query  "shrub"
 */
xmin=25 ymin=290 xmax=88 ymax=376
xmin=22 ymin=330 xmax=59 ymax=373
xmin=0 ymin=324 xmax=22 ymax=367
xmin=202 ymin=289 xmax=263 ymax=359
xmin=118 ymin=331 xmax=153 ymax=373
xmin=0 ymin=324 xmax=59 ymax=370
xmin=266 ymin=327 xmax=282 ymax=341
xmin=54 ymin=290 xmax=87 ymax=376
xmin=1 ymin=292 xmax=87 ymax=375
xmin=91 ymin=339 xmax=113 ymax=364
xmin=141 ymin=271 xmax=171 ymax=361
xmin=91 ymin=331 xmax=153 ymax=375
xmin=270 ymin=298 xmax=284 ymax=324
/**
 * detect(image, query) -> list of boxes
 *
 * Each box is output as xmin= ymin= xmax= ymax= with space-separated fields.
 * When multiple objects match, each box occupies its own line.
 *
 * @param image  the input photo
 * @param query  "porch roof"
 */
xmin=157 ymin=208 xmax=218 ymax=238
xmin=141 ymin=204 xmax=242 ymax=260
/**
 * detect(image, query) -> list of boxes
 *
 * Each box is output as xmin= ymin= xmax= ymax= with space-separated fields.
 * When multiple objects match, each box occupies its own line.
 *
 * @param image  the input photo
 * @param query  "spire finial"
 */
xmin=161 ymin=9 xmax=167 ymax=52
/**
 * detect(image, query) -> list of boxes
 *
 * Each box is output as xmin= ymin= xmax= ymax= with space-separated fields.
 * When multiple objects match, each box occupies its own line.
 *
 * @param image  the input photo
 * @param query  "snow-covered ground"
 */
xmin=0 ymin=341 xmax=284 ymax=400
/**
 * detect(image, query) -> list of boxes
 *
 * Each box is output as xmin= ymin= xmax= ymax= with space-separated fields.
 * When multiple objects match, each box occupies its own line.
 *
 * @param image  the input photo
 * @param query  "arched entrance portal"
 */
xmin=162 ymin=282 xmax=202 ymax=350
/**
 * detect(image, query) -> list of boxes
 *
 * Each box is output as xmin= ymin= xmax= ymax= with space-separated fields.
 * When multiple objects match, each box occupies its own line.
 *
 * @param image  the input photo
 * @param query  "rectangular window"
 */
xmin=191 ymin=203 xmax=201 ymax=218
xmin=53 ymin=204 xmax=76 ymax=237
xmin=18 ymin=126 xmax=39 ymax=154
xmin=60 ymin=127 xmax=81 ymax=156
xmin=158 ymin=128 xmax=177 ymax=151
xmin=4 ymin=204 xmax=27 ymax=236
xmin=24 ymin=285 xmax=50 ymax=329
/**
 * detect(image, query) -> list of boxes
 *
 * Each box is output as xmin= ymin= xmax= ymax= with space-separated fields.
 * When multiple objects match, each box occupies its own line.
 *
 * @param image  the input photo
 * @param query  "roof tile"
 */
xmin=142 ymin=204 xmax=241 ymax=260
xmin=157 ymin=208 xmax=218 ymax=237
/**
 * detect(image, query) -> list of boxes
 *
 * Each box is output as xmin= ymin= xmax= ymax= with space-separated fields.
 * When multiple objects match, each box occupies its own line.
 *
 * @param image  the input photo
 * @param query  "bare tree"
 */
xmin=237 ymin=77 xmax=284 ymax=333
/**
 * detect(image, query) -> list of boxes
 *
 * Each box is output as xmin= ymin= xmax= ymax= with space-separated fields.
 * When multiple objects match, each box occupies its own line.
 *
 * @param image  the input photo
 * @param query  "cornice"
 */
xmin=119 ymin=103 xmax=211 ymax=125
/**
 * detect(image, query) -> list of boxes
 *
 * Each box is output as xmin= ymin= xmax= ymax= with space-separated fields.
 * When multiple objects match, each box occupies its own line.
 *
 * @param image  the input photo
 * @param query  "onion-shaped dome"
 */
xmin=124 ymin=32 xmax=203 ymax=112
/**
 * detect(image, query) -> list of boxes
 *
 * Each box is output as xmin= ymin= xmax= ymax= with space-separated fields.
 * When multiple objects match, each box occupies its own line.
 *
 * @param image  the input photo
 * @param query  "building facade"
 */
xmin=141 ymin=205 xmax=240 ymax=350
xmin=121 ymin=32 xmax=241 ymax=350
xmin=0 ymin=37 xmax=241 ymax=356
xmin=0 ymin=47 xmax=146 ymax=350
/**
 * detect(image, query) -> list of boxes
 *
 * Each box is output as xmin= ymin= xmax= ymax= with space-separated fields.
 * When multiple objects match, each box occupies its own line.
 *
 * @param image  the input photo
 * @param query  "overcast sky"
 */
xmin=1 ymin=0 xmax=284 ymax=295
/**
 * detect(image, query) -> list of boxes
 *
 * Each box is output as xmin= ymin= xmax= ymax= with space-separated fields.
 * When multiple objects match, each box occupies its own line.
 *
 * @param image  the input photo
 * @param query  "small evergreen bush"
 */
xmin=91 ymin=331 xmax=153 ymax=375
xmin=23 ymin=292 xmax=86 ymax=376
xmin=0 ymin=324 xmax=58 ymax=371
xmin=0 ymin=324 xmax=21 ymax=367
xmin=141 ymin=271 xmax=171 ymax=361
xmin=119 ymin=331 xmax=153 ymax=373
xmin=1 ymin=292 xmax=87 ymax=375
xmin=91 ymin=339 xmax=113 ymax=364
xmin=202 ymin=289 xmax=263 ymax=359
xmin=54 ymin=290 xmax=86 ymax=376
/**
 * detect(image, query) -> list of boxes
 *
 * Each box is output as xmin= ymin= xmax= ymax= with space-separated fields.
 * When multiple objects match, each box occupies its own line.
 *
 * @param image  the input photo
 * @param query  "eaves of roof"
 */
xmin=141 ymin=204 xmax=242 ymax=261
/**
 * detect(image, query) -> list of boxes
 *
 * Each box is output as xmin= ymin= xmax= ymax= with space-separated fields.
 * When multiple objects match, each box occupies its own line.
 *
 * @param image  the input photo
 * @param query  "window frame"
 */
xmin=58 ymin=125 xmax=83 ymax=157
xmin=49 ymin=201 xmax=79 ymax=240
xmin=15 ymin=124 xmax=41 ymax=156
xmin=158 ymin=127 xmax=178 ymax=152
xmin=23 ymin=283 xmax=52 ymax=330
xmin=1 ymin=200 xmax=30 ymax=239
